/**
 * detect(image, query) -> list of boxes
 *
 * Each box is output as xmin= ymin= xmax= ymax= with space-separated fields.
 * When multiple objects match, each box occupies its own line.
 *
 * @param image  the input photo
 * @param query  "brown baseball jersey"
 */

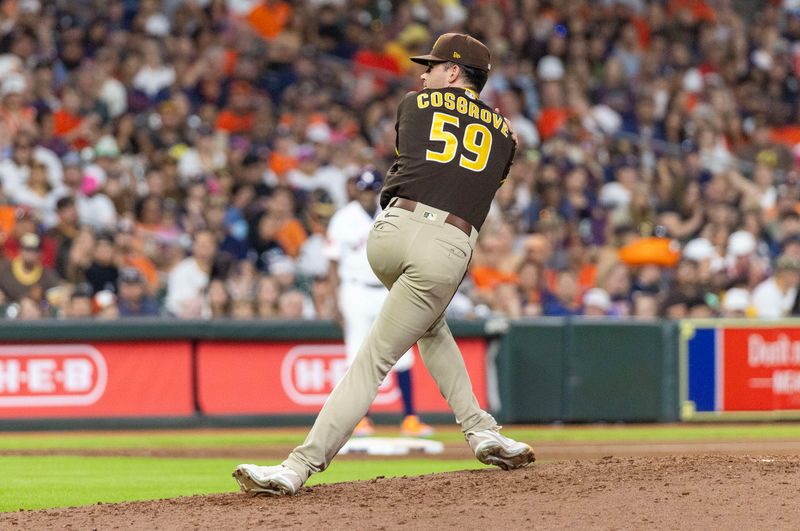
xmin=381 ymin=87 xmax=516 ymax=230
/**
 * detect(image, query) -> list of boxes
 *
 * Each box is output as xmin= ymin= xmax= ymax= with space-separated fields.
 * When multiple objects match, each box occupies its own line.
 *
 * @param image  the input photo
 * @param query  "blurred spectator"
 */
xmin=721 ymin=287 xmax=751 ymax=318
xmin=583 ymin=288 xmax=612 ymax=317
xmin=0 ymin=233 xmax=60 ymax=303
xmin=542 ymin=270 xmax=581 ymax=316
xmin=206 ymin=279 xmax=230 ymax=319
xmin=85 ymin=232 xmax=118 ymax=294
xmin=46 ymin=196 xmax=80 ymax=278
xmin=116 ymin=267 xmax=159 ymax=317
xmin=64 ymin=282 xmax=94 ymax=319
xmin=255 ymin=274 xmax=280 ymax=318
xmin=278 ymin=289 xmax=309 ymax=319
xmin=632 ymin=291 xmax=659 ymax=320
xmin=752 ymin=255 xmax=800 ymax=318
xmin=93 ymin=289 xmax=119 ymax=320
xmin=165 ymin=229 xmax=218 ymax=318
xmin=177 ymin=125 xmax=226 ymax=182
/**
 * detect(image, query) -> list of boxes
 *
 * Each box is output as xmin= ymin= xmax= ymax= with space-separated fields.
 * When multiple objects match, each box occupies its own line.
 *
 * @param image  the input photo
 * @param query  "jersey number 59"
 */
xmin=425 ymin=112 xmax=493 ymax=172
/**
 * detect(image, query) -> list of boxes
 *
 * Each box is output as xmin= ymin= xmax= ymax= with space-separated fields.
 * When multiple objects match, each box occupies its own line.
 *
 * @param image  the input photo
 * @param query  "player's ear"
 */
xmin=448 ymin=64 xmax=460 ymax=84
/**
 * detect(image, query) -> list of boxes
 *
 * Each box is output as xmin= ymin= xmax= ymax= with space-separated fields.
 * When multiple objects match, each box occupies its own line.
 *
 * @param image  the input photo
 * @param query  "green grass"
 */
xmin=2 ymin=422 xmax=799 ymax=513
xmin=0 ymin=456 xmax=484 ymax=512
xmin=1 ymin=423 xmax=799 ymax=451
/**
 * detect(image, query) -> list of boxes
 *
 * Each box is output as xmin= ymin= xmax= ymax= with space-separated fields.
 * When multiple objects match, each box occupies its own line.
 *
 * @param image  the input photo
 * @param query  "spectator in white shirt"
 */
xmin=165 ymin=228 xmax=218 ymax=318
xmin=751 ymin=255 xmax=800 ymax=318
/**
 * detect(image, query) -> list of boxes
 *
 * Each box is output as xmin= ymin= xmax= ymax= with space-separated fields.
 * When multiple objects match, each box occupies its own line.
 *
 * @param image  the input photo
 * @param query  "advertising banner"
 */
xmin=0 ymin=342 xmax=194 ymax=418
xmin=196 ymin=339 xmax=488 ymax=415
xmin=683 ymin=322 xmax=800 ymax=419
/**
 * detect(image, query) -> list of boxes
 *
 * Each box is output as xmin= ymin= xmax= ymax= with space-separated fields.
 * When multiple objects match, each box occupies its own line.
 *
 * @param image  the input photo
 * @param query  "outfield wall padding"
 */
xmin=494 ymin=319 xmax=680 ymax=424
xmin=0 ymin=319 xmax=680 ymax=428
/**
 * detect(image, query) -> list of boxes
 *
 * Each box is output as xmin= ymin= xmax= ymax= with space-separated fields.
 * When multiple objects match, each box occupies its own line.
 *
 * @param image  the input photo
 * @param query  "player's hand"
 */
xmin=495 ymin=107 xmax=519 ymax=146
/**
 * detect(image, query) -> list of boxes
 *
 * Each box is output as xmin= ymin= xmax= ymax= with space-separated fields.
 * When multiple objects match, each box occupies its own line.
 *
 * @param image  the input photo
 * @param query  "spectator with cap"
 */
xmin=0 ymin=232 xmax=61 ymax=304
xmin=725 ymin=229 xmax=769 ymax=290
xmin=0 ymin=73 xmax=35 ymax=141
xmin=296 ymin=187 xmax=336 ymax=280
xmin=721 ymin=287 xmax=751 ymax=318
xmin=116 ymin=266 xmax=159 ymax=317
xmin=582 ymin=287 xmax=612 ymax=317
xmin=2 ymin=207 xmax=57 ymax=268
xmin=752 ymin=254 xmax=800 ymax=318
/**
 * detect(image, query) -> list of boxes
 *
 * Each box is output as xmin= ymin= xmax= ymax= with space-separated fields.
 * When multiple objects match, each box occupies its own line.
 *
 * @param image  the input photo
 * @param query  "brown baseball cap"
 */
xmin=410 ymin=33 xmax=491 ymax=72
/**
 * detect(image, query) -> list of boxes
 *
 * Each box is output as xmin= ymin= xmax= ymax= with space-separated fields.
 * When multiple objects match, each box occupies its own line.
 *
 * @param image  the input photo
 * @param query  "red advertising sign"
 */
xmin=197 ymin=339 xmax=488 ymax=415
xmin=723 ymin=328 xmax=800 ymax=411
xmin=0 ymin=342 xmax=194 ymax=418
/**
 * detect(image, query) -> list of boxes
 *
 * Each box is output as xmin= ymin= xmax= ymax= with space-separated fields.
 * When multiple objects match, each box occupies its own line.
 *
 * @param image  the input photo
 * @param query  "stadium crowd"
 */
xmin=0 ymin=0 xmax=800 ymax=320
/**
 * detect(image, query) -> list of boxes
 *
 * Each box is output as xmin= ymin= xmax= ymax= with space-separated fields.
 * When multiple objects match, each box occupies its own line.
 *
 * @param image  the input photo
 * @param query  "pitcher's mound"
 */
xmin=5 ymin=455 xmax=800 ymax=530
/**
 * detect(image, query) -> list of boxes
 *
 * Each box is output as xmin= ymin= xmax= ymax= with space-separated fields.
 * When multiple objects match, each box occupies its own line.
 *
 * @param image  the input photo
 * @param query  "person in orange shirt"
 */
xmin=215 ymin=81 xmax=256 ymax=134
xmin=114 ymin=218 xmax=160 ymax=296
xmin=267 ymin=186 xmax=307 ymax=258
xmin=53 ymin=85 xmax=100 ymax=150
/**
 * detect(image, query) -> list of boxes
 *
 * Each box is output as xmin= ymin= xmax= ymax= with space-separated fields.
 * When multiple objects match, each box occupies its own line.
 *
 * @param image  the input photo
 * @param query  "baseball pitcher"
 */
xmin=235 ymin=33 xmax=535 ymax=496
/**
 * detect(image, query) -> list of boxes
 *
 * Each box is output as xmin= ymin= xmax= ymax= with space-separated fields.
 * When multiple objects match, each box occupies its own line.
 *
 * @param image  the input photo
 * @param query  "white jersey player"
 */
xmin=325 ymin=169 xmax=433 ymax=437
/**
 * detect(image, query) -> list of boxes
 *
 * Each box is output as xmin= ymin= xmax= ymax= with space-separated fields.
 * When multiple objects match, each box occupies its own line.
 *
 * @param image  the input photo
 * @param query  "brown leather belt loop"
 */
xmin=389 ymin=197 xmax=473 ymax=237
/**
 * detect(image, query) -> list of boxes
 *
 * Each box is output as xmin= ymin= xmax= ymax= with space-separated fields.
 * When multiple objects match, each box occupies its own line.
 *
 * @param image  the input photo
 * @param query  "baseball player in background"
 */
xmin=234 ymin=32 xmax=535 ymax=496
xmin=325 ymin=168 xmax=433 ymax=437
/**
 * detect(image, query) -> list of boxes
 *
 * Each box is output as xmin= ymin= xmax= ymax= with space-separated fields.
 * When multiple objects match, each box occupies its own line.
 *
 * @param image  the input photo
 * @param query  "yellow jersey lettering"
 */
xmin=430 ymin=92 xmax=443 ymax=107
xmin=443 ymin=92 xmax=456 ymax=110
xmin=500 ymin=121 xmax=509 ymax=137
xmin=456 ymin=96 xmax=468 ymax=115
xmin=480 ymin=108 xmax=491 ymax=124
xmin=468 ymin=101 xmax=480 ymax=119
xmin=417 ymin=93 xmax=429 ymax=109
xmin=493 ymin=113 xmax=503 ymax=130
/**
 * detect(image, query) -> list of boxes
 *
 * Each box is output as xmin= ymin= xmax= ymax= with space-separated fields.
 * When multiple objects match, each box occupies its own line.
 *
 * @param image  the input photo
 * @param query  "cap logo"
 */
xmin=453 ymin=51 xmax=461 ymax=59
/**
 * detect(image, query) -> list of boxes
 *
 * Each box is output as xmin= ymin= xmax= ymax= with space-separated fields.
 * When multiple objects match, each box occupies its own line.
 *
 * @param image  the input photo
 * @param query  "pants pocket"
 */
xmin=434 ymin=238 xmax=469 ymax=260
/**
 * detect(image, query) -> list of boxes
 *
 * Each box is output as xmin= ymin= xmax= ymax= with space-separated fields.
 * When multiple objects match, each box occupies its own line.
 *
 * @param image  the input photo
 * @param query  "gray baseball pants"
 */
xmin=283 ymin=200 xmax=498 ymax=482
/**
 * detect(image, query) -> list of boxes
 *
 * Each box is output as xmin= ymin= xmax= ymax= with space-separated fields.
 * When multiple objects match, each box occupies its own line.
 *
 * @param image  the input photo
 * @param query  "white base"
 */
xmin=339 ymin=437 xmax=444 ymax=456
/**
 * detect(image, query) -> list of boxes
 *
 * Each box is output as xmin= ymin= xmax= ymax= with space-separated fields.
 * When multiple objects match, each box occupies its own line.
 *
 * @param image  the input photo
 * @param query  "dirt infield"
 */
xmin=3 ymin=454 xmax=800 ymax=530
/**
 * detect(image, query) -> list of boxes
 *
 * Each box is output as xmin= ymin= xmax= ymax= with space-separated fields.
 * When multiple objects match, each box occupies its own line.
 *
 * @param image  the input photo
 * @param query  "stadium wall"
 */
xmin=4 ymin=318 xmax=800 ymax=429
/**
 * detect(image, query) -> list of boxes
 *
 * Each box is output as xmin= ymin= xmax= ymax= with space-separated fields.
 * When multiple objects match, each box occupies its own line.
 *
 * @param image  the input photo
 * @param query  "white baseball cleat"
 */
xmin=232 ymin=464 xmax=303 ymax=496
xmin=466 ymin=428 xmax=535 ymax=470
